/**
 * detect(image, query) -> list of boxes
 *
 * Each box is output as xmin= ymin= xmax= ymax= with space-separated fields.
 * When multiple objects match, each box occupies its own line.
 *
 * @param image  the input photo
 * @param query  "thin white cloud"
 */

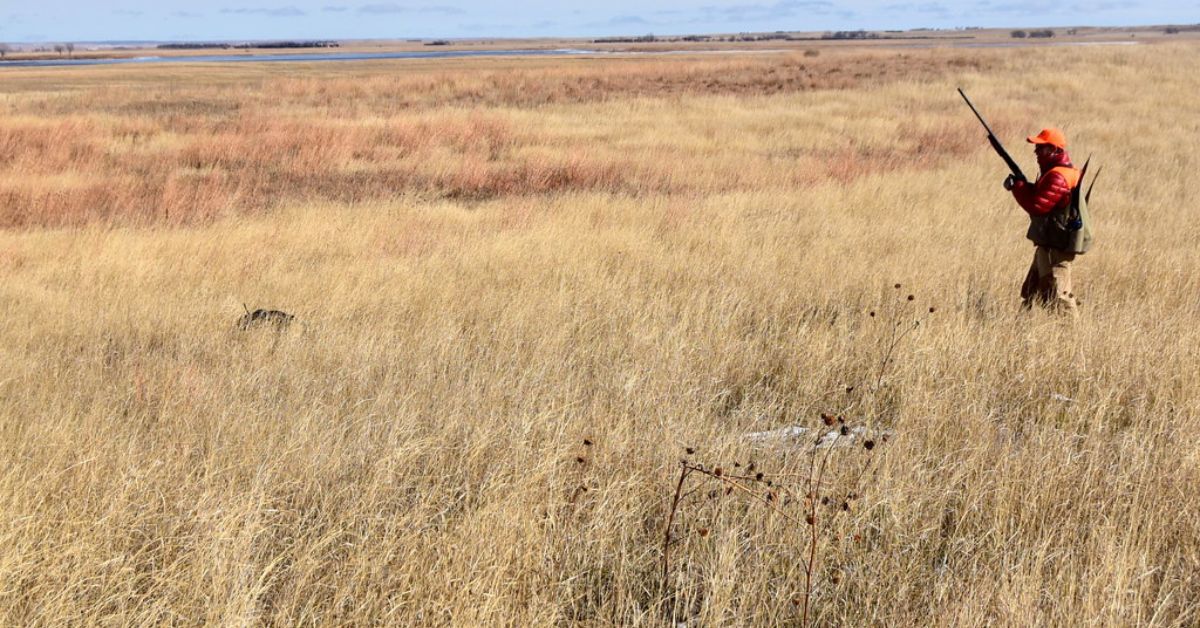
xmin=220 ymin=6 xmax=307 ymax=17
xmin=358 ymin=3 xmax=465 ymax=15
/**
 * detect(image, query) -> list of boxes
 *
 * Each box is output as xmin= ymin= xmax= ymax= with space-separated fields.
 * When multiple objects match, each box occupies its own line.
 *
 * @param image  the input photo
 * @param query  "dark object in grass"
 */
xmin=238 ymin=305 xmax=295 ymax=331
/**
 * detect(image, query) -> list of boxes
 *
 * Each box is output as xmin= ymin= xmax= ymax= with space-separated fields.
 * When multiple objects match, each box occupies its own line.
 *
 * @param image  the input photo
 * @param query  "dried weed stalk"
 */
xmin=661 ymin=284 xmax=933 ymax=624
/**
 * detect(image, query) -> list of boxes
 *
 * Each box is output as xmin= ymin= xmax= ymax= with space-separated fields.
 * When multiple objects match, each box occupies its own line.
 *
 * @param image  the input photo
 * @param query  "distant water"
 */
xmin=0 ymin=40 xmax=1140 ymax=69
xmin=0 ymin=48 xmax=598 ymax=69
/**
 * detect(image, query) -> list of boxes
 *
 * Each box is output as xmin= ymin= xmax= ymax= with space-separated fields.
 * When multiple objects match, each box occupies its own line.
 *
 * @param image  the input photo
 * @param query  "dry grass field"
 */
xmin=2 ymin=42 xmax=1199 ymax=625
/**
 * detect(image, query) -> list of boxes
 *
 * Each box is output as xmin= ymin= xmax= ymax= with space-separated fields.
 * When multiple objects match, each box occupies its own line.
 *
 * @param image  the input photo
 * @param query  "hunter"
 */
xmin=1004 ymin=127 xmax=1082 ymax=313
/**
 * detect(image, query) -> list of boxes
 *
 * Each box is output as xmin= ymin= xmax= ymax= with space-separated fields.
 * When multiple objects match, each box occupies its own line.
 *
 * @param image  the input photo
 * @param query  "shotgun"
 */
xmin=958 ymin=88 xmax=1027 ymax=184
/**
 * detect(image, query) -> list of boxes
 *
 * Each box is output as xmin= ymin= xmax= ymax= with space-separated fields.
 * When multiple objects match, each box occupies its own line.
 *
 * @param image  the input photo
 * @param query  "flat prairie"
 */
xmin=1 ymin=42 xmax=1199 ymax=626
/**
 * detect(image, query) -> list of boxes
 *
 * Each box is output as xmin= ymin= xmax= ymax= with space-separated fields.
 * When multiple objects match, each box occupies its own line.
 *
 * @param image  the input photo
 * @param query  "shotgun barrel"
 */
xmin=958 ymin=88 xmax=1027 ymax=184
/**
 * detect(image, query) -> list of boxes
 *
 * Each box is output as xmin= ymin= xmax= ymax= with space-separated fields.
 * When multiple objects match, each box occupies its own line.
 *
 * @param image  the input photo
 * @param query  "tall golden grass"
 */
xmin=2 ymin=43 xmax=1199 ymax=625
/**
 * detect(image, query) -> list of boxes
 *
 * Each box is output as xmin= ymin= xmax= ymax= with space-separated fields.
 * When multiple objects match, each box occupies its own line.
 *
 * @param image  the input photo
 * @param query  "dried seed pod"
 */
xmin=805 ymin=514 xmax=815 ymax=525
xmin=576 ymin=456 xmax=587 ymax=464
xmin=698 ymin=528 xmax=709 ymax=537
xmin=864 ymin=440 xmax=876 ymax=451
xmin=583 ymin=439 xmax=593 ymax=447
xmin=685 ymin=447 xmax=695 ymax=455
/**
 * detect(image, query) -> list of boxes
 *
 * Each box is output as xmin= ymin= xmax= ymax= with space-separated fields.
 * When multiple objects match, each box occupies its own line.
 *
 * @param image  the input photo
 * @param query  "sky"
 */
xmin=2 ymin=1 xmax=1199 ymax=43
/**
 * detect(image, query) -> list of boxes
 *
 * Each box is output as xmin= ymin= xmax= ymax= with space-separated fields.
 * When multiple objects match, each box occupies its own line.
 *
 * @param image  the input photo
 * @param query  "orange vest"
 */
xmin=1047 ymin=166 xmax=1081 ymax=190
xmin=1026 ymin=165 xmax=1086 ymax=251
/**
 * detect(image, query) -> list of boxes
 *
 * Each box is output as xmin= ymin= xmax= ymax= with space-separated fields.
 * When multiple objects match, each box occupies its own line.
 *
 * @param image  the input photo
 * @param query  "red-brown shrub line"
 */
xmin=0 ymin=51 xmax=997 ymax=228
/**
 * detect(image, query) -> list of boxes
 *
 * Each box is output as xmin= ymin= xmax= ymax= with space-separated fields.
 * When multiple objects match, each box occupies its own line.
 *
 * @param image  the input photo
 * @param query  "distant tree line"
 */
xmin=1164 ymin=24 xmax=1200 ymax=34
xmin=594 ymin=31 xmax=809 ymax=44
xmin=592 ymin=34 xmax=665 ymax=43
xmin=823 ymin=30 xmax=881 ymax=40
xmin=9 ymin=43 xmax=76 ymax=57
xmin=1011 ymin=29 xmax=1056 ymax=38
xmin=590 ymin=29 xmax=973 ymax=44
xmin=157 ymin=41 xmax=339 ymax=50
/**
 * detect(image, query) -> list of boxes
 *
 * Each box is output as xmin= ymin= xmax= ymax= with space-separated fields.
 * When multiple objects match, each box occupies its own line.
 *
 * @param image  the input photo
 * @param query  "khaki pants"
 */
xmin=1021 ymin=246 xmax=1078 ymax=313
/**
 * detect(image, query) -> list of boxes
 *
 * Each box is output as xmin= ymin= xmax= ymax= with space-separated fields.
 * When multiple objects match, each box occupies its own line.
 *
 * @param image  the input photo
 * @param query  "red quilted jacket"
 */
xmin=1011 ymin=151 xmax=1075 ymax=216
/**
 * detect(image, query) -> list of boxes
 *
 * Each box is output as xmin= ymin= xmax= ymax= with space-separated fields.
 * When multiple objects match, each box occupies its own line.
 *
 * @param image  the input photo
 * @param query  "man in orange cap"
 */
xmin=1004 ymin=127 xmax=1081 ymax=313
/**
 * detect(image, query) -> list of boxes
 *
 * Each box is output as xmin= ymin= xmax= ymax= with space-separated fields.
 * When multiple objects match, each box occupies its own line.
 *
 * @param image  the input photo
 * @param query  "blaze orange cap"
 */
xmin=1026 ymin=127 xmax=1067 ymax=149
